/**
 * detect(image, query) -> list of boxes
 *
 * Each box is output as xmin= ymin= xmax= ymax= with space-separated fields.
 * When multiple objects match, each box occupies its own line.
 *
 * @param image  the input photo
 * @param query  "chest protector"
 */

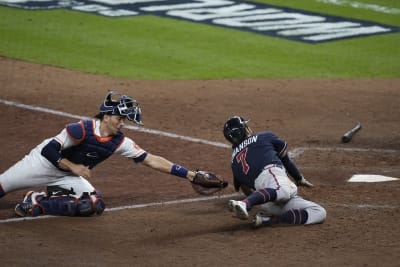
xmin=61 ymin=120 xmax=124 ymax=169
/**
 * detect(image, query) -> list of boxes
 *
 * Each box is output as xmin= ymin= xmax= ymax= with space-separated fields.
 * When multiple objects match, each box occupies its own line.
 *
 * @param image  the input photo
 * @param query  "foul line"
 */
xmin=1 ymin=195 xmax=397 ymax=224
xmin=0 ymin=99 xmax=229 ymax=148
xmin=324 ymin=203 xmax=398 ymax=209
xmin=0 ymin=193 xmax=239 ymax=224
xmin=290 ymin=146 xmax=399 ymax=156
xmin=106 ymin=192 xmax=240 ymax=211
xmin=317 ymin=0 xmax=400 ymax=14
xmin=1 ymin=99 xmax=397 ymax=156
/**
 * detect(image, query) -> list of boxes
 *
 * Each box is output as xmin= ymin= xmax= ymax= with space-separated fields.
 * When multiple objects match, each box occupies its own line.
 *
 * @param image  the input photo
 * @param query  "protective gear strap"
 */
xmin=47 ymin=186 xmax=75 ymax=196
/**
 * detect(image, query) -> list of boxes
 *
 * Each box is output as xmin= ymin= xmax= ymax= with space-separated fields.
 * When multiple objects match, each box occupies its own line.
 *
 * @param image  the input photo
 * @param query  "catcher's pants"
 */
xmin=254 ymin=164 xmax=326 ymax=224
xmin=0 ymin=141 xmax=95 ymax=197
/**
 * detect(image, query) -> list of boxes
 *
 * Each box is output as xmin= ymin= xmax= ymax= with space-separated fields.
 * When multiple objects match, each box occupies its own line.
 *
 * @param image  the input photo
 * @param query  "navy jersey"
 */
xmin=230 ymin=131 xmax=287 ymax=189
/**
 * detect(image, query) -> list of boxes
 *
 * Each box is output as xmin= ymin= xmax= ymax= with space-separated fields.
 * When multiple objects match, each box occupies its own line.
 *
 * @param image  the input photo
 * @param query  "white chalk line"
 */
xmin=1 ymin=193 xmax=397 ymax=224
xmin=0 ymin=99 xmax=399 ymax=224
xmin=0 ymin=99 xmax=230 ymax=148
xmin=106 ymin=192 xmax=240 ymax=212
xmin=0 ymin=193 xmax=239 ymax=224
xmin=1 ymin=99 xmax=397 ymax=155
xmin=326 ymin=203 xmax=398 ymax=209
xmin=290 ymin=146 xmax=399 ymax=156
xmin=316 ymin=0 xmax=400 ymax=14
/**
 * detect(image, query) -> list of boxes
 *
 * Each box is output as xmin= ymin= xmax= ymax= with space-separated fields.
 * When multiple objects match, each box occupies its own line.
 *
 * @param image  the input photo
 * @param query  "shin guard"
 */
xmin=37 ymin=192 xmax=105 ymax=216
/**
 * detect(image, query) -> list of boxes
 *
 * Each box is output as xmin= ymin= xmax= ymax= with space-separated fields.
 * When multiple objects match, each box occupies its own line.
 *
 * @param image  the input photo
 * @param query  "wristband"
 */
xmin=171 ymin=164 xmax=189 ymax=178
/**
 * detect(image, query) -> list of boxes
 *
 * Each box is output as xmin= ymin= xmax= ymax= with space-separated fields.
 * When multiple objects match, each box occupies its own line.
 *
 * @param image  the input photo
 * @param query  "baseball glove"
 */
xmin=191 ymin=170 xmax=228 ymax=195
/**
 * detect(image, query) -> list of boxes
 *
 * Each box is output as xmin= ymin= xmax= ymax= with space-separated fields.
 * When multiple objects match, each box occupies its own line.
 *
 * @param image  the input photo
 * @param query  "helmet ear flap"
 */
xmin=104 ymin=92 xmax=113 ymax=105
xmin=100 ymin=91 xmax=121 ymax=114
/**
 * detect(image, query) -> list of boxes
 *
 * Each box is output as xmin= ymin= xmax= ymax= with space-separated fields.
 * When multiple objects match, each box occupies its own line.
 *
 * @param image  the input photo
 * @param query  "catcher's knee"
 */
xmin=78 ymin=192 xmax=105 ymax=216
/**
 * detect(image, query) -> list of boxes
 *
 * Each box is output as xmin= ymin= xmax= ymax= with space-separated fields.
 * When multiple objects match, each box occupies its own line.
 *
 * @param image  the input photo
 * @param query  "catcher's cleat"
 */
xmin=229 ymin=200 xmax=249 ymax=220
xmin=253 ymin=212 xmax=273 ymax=228
xmin=15 ymin=191 xmax=34 ymax=217
xmin=14 ymin=191 xmax=43 ymax=217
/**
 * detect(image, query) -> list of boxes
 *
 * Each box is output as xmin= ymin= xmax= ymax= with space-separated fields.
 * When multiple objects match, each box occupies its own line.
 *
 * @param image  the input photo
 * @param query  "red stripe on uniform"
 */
xmin=268 ymin=168 xmax=281 ymax=190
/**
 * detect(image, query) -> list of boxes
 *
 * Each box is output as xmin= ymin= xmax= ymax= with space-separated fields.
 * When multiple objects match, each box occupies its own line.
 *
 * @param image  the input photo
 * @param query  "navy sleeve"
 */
xmin=41 ymin=139 xmax=63 ymax=167
xmin=281 ymin=154 xmax=303 ymax=181
xmin=270 ymin=133 xmax=287 ymax=158
xmin=233 ymin=176 xmax=241 ymax=191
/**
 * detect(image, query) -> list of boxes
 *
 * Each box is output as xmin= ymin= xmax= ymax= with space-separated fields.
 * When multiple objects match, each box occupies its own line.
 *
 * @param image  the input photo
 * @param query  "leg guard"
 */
xmin=36 ymin=191 xmax=105 ymax=217
xmin=36 ymin=194 xmax=79 ymax=216
xmin=78 ymin=192 xmax=106 ymax=216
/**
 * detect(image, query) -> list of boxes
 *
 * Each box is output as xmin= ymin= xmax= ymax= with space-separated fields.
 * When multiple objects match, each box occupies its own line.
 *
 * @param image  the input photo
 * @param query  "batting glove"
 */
xmin=296 ymin=177 xmax=314 ymax=188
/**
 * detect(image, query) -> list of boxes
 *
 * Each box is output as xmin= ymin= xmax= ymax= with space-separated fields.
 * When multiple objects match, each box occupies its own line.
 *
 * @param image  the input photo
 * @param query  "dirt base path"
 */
xmin=0 ymin=57 xmax=399 ymax=266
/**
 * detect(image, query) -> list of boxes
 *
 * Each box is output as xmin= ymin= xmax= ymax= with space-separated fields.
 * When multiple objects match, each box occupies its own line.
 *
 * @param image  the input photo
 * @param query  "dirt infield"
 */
xmin=0 ymin=57 xmax=399 ymax=266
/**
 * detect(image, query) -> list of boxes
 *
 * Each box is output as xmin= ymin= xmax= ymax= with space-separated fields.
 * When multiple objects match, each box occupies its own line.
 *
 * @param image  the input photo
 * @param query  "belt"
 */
xmin=263 ymin=163 xmax=283 ymax=170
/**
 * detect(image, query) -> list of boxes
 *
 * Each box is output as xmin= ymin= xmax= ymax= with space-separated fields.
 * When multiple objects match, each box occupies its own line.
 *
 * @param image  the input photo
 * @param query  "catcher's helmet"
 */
xmin=100 ymin=91 xmax=143 ymax=125
xmin=223 ymin=116 xmax=249 ymax=146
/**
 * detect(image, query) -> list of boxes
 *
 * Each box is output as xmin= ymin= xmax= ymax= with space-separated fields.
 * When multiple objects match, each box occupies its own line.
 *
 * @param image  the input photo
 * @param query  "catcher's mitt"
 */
xmin=191 ymin=170 xmax=228 ymax=195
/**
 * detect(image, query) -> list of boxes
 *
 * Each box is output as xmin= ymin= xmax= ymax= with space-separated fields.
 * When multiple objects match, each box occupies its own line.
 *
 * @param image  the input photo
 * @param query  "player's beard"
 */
xmin=109 ymin=122 xmax=122 ymax=135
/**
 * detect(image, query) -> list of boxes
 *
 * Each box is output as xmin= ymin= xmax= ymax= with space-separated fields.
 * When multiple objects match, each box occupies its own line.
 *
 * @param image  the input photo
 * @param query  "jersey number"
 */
xmin=236 ymin=148 xmax=250 ymax=174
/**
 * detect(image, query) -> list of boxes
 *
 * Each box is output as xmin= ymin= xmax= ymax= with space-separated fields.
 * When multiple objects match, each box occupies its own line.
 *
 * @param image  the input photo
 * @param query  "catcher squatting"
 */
xmin=0 ymin=91 xmax=225 ymax=217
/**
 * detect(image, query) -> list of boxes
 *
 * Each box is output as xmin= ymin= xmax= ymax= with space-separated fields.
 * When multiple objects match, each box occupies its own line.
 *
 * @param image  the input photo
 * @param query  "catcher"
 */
xmin=0 ymin=91 xmax=227 ymax=217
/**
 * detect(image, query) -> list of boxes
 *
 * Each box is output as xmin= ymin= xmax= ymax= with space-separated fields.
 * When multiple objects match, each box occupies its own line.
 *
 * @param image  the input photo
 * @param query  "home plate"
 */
xmin=348 ymin=174 xmax=399 ymax=183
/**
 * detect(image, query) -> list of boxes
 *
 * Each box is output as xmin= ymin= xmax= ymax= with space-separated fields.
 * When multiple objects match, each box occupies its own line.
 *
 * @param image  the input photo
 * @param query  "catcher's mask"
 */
xmin=100 ymin=91 xmax=143 ymax=125
xmin=223 ymin=116 xmax=249 ymax=146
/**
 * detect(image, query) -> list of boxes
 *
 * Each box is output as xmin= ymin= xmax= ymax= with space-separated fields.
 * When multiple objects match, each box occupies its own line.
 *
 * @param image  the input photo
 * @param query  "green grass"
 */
xmin=0 ymin=3 xmax=399 ymax=79
xmin=257 ymin=0 xmax=400 ymax=25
